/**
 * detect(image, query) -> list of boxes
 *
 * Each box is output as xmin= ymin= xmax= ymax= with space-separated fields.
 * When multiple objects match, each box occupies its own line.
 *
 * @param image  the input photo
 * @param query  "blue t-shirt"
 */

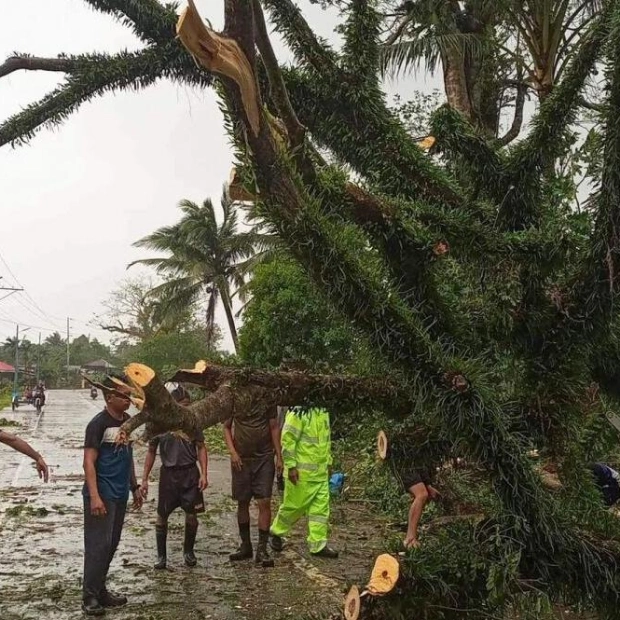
xmin=82 ymin=409 xmax=133 ymax=502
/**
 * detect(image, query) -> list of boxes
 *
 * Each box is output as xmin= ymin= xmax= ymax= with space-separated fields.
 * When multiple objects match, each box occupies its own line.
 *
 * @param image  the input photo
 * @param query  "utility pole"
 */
xmin=66 ymin=317 xmax=71 ymax=386
xmin=36 ymin=332 xmax=41 ymax=383
xmin=12 ymin=324 xmax=19 ymax=398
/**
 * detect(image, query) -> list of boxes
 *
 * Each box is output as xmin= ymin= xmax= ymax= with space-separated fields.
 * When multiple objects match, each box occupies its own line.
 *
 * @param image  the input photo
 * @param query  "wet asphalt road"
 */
xmin=0 ymin=390 xmax=386 ymax=620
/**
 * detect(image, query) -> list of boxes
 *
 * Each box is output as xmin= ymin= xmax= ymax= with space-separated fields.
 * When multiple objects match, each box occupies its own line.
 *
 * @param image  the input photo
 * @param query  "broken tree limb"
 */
xmin=366 ymin=554 xmax=400 ymax=596
xmin=176 ymin=0 xmax=260 ymax=136
xmin=169 ymin=362 xmax=411 ymax=413
xmin=344 ymin=585 xmax=361 ymax=620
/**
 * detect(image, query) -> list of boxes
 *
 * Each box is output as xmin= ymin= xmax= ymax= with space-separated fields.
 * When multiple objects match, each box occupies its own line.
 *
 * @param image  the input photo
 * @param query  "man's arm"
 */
xmin=197 ymin=441 xmax=209 ymax=490
xmin=281 ymin=411 xmax=303 ymax=484
xmin=83 ymin=448 xmax=106 ymax=516
xmin=223 ymin=418 xmax=242 ymax=470
xmin=269 ymin=417 xmax=283 ymax=475
xmin=141 ymin=442 xmax=158 ymax=499
xmin=130 ymin=458 xmax=142 ymax=509
xmin=0 ymin=430 xmax=48 ymax=482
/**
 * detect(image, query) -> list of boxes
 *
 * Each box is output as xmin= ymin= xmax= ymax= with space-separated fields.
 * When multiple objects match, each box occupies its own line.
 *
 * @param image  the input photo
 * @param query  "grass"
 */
xmin=0 ymin=388 xmax=11 ymax=411
xmin=0 ymin=417 xmax=20 ymax=427
xmin=203 ymin=423 xmax=228 ymax=455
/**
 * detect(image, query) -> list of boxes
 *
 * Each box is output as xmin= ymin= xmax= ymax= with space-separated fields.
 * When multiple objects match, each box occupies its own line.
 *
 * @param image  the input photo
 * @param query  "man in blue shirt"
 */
xmin=82 ymin=374 xmax=143 ymax=616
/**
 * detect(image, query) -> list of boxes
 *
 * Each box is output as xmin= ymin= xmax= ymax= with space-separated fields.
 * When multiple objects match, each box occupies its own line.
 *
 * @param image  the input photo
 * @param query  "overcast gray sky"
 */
xmin=0 ymin=0 xmax=440 ymax=351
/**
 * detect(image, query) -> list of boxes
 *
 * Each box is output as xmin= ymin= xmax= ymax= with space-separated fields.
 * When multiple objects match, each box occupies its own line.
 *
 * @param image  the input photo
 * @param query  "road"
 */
xmin=0 ymin=390 xmax=386 ymax=620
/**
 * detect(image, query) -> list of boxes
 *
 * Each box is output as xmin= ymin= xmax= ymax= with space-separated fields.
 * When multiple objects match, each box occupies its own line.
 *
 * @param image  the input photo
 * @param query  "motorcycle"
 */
xmin=90 ymin=387 xmax=98 ymax=400
xmin=11 ymin=395 xmax=19 ymax=412
xmin=34 ymin=395 xmax=43 ymax=414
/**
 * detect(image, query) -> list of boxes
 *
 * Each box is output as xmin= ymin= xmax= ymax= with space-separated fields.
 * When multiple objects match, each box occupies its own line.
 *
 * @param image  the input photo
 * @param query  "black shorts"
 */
xmin=401 ymin=469 xmax=432 ymax=492
xmin=231 ymin=454 xmax=275 ymax=502
xmin=157 ymin=465 xmax=205 ymax=518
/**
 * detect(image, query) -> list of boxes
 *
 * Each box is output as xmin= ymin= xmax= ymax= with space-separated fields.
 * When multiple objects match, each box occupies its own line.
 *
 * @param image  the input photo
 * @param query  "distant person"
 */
xmin=141 ymin=383 xmax=208 ymax=569
xmin=589 ymin=462 xmax=620 ymax=506
xmin=82 ymin=374 xmax=143 ymax=617
xmin=270 ymin=406 xmax=338 ymax=559
xmin=0 ymin=429 xmax=48 ymax=481
xmin=223 ymin=404 xmax=282 ymax=567
xmin=32 ymin=382 xmax=46 ymax=407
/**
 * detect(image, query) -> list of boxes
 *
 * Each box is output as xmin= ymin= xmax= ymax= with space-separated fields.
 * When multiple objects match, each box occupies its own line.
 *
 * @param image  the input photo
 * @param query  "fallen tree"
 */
xmin=6 ymin=0 xmax=620 ymax=616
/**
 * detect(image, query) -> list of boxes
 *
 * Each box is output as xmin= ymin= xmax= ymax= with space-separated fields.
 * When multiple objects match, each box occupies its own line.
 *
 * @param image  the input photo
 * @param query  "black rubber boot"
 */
xmin=100 ymin=590 xmax=128 ymax=607
xmin=270 ymin=534 xmax=284 ymax=552
xmin=154 ymin=524 xmax=167 ymax=570
xmin=230 ymin=522 xmax=253 ymax=561
xmin=255 ymin=529 xmax=274 ymax=568
xmin=183 ymin=520 xmax=198 ymax=567
xmin=311 ymin=546 xmax=339 ymax=559
xmin=81 ymin=597 xmax=105 ymax=616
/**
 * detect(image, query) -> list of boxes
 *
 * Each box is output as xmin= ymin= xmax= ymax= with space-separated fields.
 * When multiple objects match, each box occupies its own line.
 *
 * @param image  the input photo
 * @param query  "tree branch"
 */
xmin=0 ymin=55 xmax=76 ymax=79
xmin=497 ymin=81 xmax=527 ymax=146
xmin=252 ymin=0 xmax=305 ymax=148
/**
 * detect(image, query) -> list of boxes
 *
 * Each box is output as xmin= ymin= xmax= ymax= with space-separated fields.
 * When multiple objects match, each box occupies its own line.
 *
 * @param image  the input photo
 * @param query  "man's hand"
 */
xmin=427 ymin=485 xmax=440 ymax=500
xmin=288 ymin=467 xmax=299 ymax=485
xmin=140 ymin=480 xmax=149 ymax=500
xmin=276 ymin=455 xmax=283 ymax=476
xmin=132 ymin=488 xmax=143 ymax=511
xmin=35 ymin=456 xmax=49 ymax=482
xmin=199 ymin=475 xmax=209 ymax=491
xmin=231 ymin=451 xmax=243 ymax=471
xmin=90 ymin=496 xmax=107 ymax=517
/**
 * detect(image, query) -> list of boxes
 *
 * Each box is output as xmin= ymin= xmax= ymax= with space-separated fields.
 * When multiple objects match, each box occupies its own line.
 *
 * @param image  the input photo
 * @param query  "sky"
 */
xmin=0 ymin=0 xmax=440 ymax=352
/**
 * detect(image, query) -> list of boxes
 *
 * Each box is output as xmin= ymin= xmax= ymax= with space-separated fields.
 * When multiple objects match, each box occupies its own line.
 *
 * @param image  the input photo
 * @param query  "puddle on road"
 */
xmin=0 ymin=392 xmax=387 ymax=619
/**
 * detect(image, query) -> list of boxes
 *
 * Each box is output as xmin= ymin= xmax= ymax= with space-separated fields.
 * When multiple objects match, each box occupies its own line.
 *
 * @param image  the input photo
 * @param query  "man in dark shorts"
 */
xmin=82 ymin=374 xmax=143 ymax=616
xmin=141 ymin=383 xmax=208 ymax=569
xmin=223 ymin=404 xmax=283 ymax=567
xmin=402 ymin=468 xmax=440 ymax=549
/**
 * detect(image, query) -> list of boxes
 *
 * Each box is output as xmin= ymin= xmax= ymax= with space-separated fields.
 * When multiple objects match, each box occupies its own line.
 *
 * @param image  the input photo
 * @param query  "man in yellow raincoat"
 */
xmin=270 ymin=406 xmax=338 ymax=558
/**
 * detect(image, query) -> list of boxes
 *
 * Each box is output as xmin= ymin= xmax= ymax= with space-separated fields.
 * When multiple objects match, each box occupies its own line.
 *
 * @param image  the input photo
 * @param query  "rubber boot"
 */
xmin=154 ymin=524 xmax=167 ymax=570
xmin=229 ymin=522 xmax=253 ymax=561
xmin=311 ymin=545 xmax=339 ymax=559
xmin=270 ymin=534 xmax=284 ymax=552
xmin=255 ymin=529 xmax=274 ymax=568
xmin=183 ymin=520 xmax=198 ymax=567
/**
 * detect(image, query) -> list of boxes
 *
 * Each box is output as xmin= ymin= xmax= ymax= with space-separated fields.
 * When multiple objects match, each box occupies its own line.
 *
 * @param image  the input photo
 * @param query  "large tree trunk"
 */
xmin=220 ymin=285 xmax=239 ymax=352
xmin=441 ymin=48 xmax=474 ymax=121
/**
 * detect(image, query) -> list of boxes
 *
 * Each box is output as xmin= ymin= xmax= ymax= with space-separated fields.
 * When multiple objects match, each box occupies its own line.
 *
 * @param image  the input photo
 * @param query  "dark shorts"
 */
xmin=231 ymin=454 xmax=275 ymax=502
xmin=157 ymin=465 xmax=205 ymax=518
xmin=401 ymin=469 xmax=432 ymax=492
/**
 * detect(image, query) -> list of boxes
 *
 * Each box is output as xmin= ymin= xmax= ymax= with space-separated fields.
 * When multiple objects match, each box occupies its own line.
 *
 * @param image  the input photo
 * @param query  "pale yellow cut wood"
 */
xmin=177 ymin=0 xmax=260 ymax=136
xmin=366 ymin=554 xmax=399 ymax=596
xmin=377 ymin=430 xmax=388 ymax=460
xmin=343 ymin=585 xmax=361 ymax=620
xmin=125 ymin=363 xmax=156 ymax=388
xmin=418 ymin=135 xmax=436 ymax=150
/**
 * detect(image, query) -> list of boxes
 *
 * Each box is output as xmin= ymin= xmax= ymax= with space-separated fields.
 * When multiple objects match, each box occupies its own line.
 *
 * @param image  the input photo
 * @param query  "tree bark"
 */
xmin=219 ymin=285 xmax=239 ymax=352
xmin=119 ymin=363 xmax=411 ymax=441
xmin=440 ymin=48 xmax=474 ymax=122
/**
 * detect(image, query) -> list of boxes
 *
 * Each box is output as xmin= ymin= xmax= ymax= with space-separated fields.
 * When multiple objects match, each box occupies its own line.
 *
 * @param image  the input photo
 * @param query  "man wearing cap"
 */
xmin=82 ymin=374 xmax=143 ymax=616
xmin=141 ymin=383 xmax=208 ymax=569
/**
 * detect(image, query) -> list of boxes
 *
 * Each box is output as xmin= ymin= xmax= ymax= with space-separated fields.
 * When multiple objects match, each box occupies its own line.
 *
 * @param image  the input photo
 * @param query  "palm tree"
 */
xmin=130 ymin=191 xmax=270 ymax=352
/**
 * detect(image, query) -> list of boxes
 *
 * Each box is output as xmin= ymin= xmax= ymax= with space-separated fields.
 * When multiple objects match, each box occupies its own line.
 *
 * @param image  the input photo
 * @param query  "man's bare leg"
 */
xmin=404 ymin=483 xmax=429 ymax=549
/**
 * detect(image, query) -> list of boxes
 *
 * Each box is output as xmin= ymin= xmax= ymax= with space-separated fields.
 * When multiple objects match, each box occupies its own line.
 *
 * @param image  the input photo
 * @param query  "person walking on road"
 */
xmin=141 ymin=383 xmax=208 ymax=569
xmin=0 ymin=429 xmax=49 ymax=481
xmin=224 ymin=404 xmax=283 ymax=567
xmin=82 ymin=374 xmax=143 ymax=617
xmin=270 ymin=406 xmax=339 ymax=558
